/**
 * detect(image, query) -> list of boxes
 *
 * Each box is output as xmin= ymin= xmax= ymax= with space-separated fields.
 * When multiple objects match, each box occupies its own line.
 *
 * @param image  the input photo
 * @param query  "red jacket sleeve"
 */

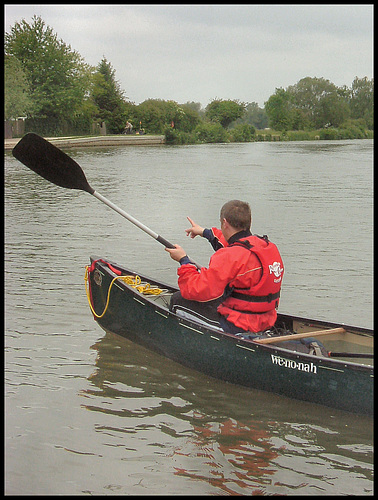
xmin=209 ymin=227 xmax=228 ymax=248
xmin=177 ymin=246 xmax=261 ymax=302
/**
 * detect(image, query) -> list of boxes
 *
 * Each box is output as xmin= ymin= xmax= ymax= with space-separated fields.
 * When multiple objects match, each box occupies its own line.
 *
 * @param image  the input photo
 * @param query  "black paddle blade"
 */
xmin=12 ymin=133 xmax=95 ymax=194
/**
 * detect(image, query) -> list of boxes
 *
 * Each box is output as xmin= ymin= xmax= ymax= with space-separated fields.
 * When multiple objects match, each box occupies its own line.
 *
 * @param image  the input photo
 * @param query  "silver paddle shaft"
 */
xmin=93 ymin=191 xmax=201 ymax=268
xmin=93 ymin=191 xmax=160 ymax=240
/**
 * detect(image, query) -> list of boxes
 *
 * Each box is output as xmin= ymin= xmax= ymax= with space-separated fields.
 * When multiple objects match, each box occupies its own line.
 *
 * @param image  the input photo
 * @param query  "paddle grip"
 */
xmin=156 ymin=235 xmax=176 ymax=249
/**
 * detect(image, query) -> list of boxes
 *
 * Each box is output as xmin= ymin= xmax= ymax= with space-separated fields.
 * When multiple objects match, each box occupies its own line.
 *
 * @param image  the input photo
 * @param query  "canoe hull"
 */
xmin=87 ymin=257 xmax=373 ymax=415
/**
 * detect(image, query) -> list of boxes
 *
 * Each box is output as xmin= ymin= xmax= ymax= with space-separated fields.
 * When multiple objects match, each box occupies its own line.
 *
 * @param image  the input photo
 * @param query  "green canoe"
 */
xmin=86 ymin=257 xmax=373 ymax=416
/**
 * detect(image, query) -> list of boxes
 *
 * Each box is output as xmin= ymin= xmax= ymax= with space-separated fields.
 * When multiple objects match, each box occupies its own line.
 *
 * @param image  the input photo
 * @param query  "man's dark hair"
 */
xmin=220 ymin=200 xmax=251 ymax=230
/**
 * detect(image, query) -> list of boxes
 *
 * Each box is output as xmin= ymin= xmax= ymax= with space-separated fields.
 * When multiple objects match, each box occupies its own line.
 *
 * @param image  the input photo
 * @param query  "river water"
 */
xmin=5 ymin=139 xmax=373 ymax=495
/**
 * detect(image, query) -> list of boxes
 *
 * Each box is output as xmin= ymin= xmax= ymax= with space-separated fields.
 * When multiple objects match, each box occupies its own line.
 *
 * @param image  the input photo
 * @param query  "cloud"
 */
xmin=4 ymin=4 xmax=373 ymax=107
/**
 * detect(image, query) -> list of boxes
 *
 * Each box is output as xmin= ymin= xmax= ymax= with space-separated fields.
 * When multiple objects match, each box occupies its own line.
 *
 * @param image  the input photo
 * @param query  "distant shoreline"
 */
xmin=4 ymin=134 xmax=166 ymax=151
xmin=5 ymin=131 xmax=373 ymax=152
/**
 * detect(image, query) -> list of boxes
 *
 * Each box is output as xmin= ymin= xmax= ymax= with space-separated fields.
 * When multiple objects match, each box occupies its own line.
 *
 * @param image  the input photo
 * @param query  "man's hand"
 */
xmin=165 ymin=244 xmax=187 ymax=262
xmin=185 ymin=217 xmax=204 ymax=239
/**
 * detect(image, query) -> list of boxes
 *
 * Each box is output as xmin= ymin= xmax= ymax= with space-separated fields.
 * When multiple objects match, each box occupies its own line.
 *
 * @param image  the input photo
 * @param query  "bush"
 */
xmin=229 ymin=124 xmax=255 ymax=142
xmin=25 ymin=116 xmax=91 ymax=136
xmin=318 ymin=128 xmax=340 ymax=140
xmin=164 ymin=127 xmax=197 ymax=145
xmin=194 ymin=122 xmax=228 ymax=143
xmin=318 ymin=125 xmax=370 ymax=140
xmin=339 ymin=126 xmax=364 ymax=139
xmin=339 ymin=119 xmax=368 ymax=139
xmin=285 ymin=130 xmax=313 ymax=141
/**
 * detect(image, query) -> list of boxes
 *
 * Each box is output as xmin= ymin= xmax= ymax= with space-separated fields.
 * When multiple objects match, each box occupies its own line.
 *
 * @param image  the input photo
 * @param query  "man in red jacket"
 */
xmin=165 ymin=200 xmax=284 ymax=335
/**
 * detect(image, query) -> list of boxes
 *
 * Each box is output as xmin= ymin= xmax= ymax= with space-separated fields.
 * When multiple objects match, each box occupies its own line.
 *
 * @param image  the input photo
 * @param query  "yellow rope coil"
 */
xmin=84 ymin=266 xmax=163 ymax=319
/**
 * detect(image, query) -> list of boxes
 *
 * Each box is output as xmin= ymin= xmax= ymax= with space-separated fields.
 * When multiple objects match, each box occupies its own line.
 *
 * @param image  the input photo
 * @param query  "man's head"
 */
xmin=220 ymin=200 xmax=251 ymax=233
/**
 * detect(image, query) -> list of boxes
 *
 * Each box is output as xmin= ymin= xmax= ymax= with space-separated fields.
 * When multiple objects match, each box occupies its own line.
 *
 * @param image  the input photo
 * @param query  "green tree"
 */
xmin=230 ymin=102 xmax=268 ymax=130
xmin=291 ymin=108 xmax=311 ymax=130
xmin=182 ymin=101 xmax=205 ymax=117
xmin=175 ymin=103 xmax=201 ymax=132
xmin=349 ymin=76 xmax=374 ymax=129
xmin=162 ymin=100 xmax=185 ymax=128
xmin=243 ymin=102 xmax=268 ymax=129
xmin=287 ymin=77 xmax=349 ymax=128
xmin=5 ymin=15 xmax=90 ymax=120
xmin=314 ymin=92 xmax=350 ymax=128
xmin=4 ymin=54 xmax=33 ymax=119
xmin=264 ymin=88 xmax=293 ymax=130
xmin=135 ymin=99 xmax=166 ymax=133
xmin=90 ymin=57 xmax=128 ymax=133
xmin=205 ymin=99 xmax=245 ymax=128
xmin=134 ymin=99 xmax=201 ymax=134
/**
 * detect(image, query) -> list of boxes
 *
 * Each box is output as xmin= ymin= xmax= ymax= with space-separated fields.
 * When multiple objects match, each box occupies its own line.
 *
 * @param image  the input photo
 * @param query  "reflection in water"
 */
xmin=173 ymin=417 xmax=277 ymax=495
xmin=81 ymin=331 xmax=373 ymax=495
xmin=6 ymin=140 xmax=373 ymax=495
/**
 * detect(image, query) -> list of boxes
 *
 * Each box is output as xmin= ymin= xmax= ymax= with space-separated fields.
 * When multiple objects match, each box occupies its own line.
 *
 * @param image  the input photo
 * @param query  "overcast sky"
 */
xmin=4 ymin=4 xmax=373 ymax=108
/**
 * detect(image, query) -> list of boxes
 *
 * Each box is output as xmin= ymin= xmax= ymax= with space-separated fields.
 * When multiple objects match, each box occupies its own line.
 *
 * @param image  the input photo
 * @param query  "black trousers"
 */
xmin=169 ymin=291 xmax=249 ymax=334
xmin=169 ymin=291 xmax=223 ymax=326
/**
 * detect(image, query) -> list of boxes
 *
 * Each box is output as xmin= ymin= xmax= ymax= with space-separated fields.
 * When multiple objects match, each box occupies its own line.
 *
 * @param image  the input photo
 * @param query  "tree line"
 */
xmin=5 ymin=15 xmax=374 ymax=143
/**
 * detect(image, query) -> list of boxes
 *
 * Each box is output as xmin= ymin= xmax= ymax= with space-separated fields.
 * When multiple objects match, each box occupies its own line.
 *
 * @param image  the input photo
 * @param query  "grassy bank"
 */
xmin=165 ymin=121 xmax=373 ymax=145
xmin=258 ymin=127 xmax=374 ymax=141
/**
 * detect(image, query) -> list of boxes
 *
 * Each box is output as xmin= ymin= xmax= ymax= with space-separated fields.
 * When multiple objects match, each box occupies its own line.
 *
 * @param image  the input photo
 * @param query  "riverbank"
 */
xmin=5 ymin=128 xmax=373 ymax=151
xmin=4 ymin=134 xmax=165 ymax=151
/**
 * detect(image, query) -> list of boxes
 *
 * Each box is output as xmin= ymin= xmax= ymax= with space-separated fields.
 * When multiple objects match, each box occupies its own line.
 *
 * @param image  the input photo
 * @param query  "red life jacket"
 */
xmin=220 ymin=234 xmax=284 ymax=314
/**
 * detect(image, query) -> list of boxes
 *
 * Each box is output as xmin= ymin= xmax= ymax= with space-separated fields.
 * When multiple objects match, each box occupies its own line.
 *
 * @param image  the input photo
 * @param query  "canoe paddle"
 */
xmin=254 ymin=327 xmax=346 ymax=344
xmin=12 ymin=133 xmax=180 ymax=251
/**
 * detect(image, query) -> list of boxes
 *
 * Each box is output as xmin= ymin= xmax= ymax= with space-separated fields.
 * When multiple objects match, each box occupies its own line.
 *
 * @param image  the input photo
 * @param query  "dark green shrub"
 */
xmin=286 ymin=130 xmax=312 ymax=141
xmin=194 ymin=122 xmax=228 ymax=143
xmin=319 ymin=128 xmax=340 ymax=140
xmin=229 ymin=124 xmax=255 ymax=142
xmin=164 ymin=127 xmax=197 ymax=145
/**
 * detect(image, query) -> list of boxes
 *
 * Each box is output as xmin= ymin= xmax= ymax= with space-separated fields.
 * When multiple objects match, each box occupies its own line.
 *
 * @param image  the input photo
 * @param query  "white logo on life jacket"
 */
xmin=269 ymin=261 xmax=283 ymax=280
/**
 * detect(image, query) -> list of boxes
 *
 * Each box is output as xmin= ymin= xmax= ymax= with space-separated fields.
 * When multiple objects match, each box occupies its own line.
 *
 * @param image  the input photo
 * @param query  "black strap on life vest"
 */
xmin=231 ymin=290 xmax=280 ymax=303
xmin=230 ymin=234 xmax=269 ymax=252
